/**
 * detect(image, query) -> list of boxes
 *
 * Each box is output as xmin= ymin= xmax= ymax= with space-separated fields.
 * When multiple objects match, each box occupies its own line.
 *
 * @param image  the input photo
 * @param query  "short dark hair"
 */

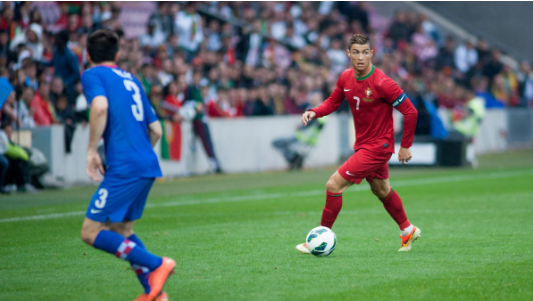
xmin=87 ymin=29 xmax=119 ymax=64
xmin=348 ymin=34 xmax=372 ymax=50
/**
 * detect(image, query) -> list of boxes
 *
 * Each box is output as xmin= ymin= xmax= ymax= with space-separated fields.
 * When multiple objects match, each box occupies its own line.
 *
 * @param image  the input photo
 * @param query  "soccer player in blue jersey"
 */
xmin=80 ymin=30 xmax=174 ymax=301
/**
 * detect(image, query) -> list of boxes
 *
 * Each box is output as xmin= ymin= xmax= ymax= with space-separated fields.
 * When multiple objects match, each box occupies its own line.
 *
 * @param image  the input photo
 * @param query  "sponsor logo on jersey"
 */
xmin=363 ymin=87 xmax=374 ymax=102
xmin=344 ymin=89 xmax=351 ymax=91
xmin=346 ymin=171 xmax=355 ymax=176
xmin=90 ymin=209 xmax=102 ymax=214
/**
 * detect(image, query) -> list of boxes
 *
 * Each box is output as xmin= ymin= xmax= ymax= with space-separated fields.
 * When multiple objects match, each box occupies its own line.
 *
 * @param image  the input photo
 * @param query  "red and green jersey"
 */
xmin=310 ymin=65 xmax=417 ymax=154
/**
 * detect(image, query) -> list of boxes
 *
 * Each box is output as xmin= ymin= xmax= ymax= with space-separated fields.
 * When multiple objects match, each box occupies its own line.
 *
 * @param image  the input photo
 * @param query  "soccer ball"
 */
xmin=306 ymin=226 xmax=337 ymax=257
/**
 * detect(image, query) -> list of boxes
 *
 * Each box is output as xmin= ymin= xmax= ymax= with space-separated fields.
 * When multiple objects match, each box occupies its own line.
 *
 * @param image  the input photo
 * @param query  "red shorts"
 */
xmin=338 ymin=149 xmax=392 ymax=184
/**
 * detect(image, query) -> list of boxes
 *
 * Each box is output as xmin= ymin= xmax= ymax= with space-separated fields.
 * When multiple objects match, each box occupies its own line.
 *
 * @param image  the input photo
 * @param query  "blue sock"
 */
xmin=93 ymin=230 xmax=163 ymax=271
xmin=128 ymin=234 xmax=151 ymax=294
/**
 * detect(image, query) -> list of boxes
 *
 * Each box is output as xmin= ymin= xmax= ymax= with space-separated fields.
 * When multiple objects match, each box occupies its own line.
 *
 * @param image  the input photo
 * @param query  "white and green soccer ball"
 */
xmin=306 ymin=226 xmax=337 ymax=257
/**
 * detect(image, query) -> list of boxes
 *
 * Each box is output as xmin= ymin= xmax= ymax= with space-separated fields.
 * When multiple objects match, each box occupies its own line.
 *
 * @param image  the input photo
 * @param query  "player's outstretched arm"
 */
xmin=148 ymin=120 xmax=163 ymax=147
xmin=302 ymin=111 xmax=316 ymax=126
xmin=394 ymin=96 xmax=418 ymax=165
xmin=86 ymin=96 xmax=108 ymax=182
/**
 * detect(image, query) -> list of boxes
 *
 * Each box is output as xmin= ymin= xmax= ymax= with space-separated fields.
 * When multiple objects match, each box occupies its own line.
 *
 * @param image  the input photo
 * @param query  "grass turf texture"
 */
xmin=1 ymin=150 xmax=533 ymax=301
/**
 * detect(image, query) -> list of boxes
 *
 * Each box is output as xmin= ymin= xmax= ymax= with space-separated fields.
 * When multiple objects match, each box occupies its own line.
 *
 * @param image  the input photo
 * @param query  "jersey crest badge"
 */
xmin=363 ymin=87 xmax=374 ymax=102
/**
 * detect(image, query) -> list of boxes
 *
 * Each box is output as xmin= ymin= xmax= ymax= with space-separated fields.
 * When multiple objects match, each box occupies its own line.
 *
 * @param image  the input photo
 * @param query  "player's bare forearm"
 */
xmin=88 ymin=96 xmax=108 ymax=151
xmin=148 ymin=120 xmax=162 ymax=147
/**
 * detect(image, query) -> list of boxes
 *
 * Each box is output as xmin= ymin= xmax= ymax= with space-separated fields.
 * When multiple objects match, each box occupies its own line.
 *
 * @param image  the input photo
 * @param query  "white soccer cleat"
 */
xmin=398 ymin=226 xmax=421 ymax=252
xmin=296 ymin=243 xmax=311 ymax=254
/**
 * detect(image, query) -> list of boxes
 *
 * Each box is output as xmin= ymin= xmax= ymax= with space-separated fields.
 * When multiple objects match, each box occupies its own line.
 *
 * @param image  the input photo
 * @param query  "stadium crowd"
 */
xmin=0 ymin=1 xmax=532 ymax=192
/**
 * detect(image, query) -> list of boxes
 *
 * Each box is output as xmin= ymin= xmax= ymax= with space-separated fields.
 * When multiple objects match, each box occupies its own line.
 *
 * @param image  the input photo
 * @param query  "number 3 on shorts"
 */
xmin=95 ymin=188 xmax=108 ymax=209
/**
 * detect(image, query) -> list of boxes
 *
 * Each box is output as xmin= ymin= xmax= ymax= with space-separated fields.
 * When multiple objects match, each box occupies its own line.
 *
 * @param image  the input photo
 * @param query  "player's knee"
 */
xmin=80 ymin=222 xmax=101 ymax=246
xmin=371 ymin=186 xmax=390 ymax=199
xmin=326 ymin=178 xmax=343 ymax=193
xmin=80 ymin=227 xmax=95 ymax=245
xmin=110 ymin=225 xmax=133 ymax=238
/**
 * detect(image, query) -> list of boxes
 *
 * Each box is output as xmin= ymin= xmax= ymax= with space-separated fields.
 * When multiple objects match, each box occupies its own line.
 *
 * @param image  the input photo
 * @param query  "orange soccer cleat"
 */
xmin=146 ymin=257 xmax=176 ymax=301
xmin=296 ymin=243 xmax=311 ymax=254
xmin=398 ymin=226 xmax=421 ymax=252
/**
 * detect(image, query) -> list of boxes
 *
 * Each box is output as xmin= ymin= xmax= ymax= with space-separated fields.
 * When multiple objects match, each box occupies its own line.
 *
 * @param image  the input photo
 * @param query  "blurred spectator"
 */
xmin=175 ymin=3 xmax=204 ymax=62
xmin=436 ymin=36 xmax=455 ymax=70
xmin=235 ymin=20 xmax=263 ymax=67
xmin=476 ymin=38 xmax=491 ymax=65
xmin=13 ymin=86 xmax=35 ymax=129
xmin=472 ymin=76 xmax=503 ymax=108
xmin=270 ymin=8 xmax=287 ymax=40
xmin=388 ymin=10 xmax=411 ymax=46
xmin=49 ymin=76 xmax=64 ymax=103
xmin=205 ymin=20 xmax=222 ymax=52
xmin=517 ymin=61 xmax=533 ymax=107
xmin=158 ymin=58 xmax=174 ymax=87
xmin=1 ymin=90 xmax=19 ymax=126
xmin=164 ymin=33 xmax=180 ymax=57
xmin=253 ymin=86 xmax=274 ymax=116
xmin=66 ymin=13 xmax=80 ymax=34
xmin=24 ymin=61 xmax=38 ymax=89
xmin=78 ymin=12 xmax=101 ymax=35
xmin=30 ymin=80 xmax=57 ymax=126
xmin=490 ymin=74 xmax=510 ymax=107
xmin=54 ymin=93 xmax=75 ymax=152
xmin=162 ymin=81 xmax=183 ymax=121
xmin=420 ymin=14 xmax=441 ymax=45
xmin=452 ymin=89 xmax=485 ymax=138
xmin=498 ymin=65 xmax=519 ymax=106
xmin=340 ymin=2 xmax=369 ymax=33
xmin=483 ymin=48 xmax=503 ymax=83
xmin=139 ymin=20 xmax=166 ymax=54
xmin=411 ymin=25 xmax=437 ymax=63
xmin=9 ymin=23 xmax=43 ymax=61
xmin=282 ymin=25 xmax=306 ymax=51
xmin=73 ymin=80 xmax=88 ymax=124
xmin=437 ymin=77 xmax=457 ymax=109
xmin=0 ymin=29 xmax=17 ymax=63
xmin=327 ymin=39 xmax=349 ymax=76
xmin=138 ymin=63 xmax=159 ymax=95
xmin=148 ymin=2 xmax=174 ymax=38
xmin=0 ymin=121 xmax=36 ymax=193
xmin=0 ymin=7 xmax=16 ymax=40
xmin=187 ymin=79 xmax=222 ymax=173
xmin=51 ymin=30 xmax=80 ymax=101
xmin=455 ymin=39 xmax=478 ymax=73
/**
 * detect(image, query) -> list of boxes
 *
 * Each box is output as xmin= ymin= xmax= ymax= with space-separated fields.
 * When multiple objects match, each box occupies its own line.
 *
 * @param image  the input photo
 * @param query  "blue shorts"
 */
xmin=85 ymin=176 xmax=155 ymax=223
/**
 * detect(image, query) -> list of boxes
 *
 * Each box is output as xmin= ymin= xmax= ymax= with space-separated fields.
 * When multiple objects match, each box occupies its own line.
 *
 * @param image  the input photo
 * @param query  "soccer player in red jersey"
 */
xmin=296 ymin=34 xmax=421 ymax=253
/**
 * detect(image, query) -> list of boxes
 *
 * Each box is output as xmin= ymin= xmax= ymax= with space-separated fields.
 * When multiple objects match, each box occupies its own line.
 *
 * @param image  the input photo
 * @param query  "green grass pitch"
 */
xmin=1 ymin=150 xmax=533 ymax=301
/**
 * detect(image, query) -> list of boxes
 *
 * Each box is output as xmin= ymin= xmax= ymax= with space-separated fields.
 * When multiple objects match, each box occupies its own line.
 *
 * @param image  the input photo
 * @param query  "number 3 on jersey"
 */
xmin=354 ymin=96 xmax=360 ymax=110
xmin=123 ymin=80 xmax=144 ymax=121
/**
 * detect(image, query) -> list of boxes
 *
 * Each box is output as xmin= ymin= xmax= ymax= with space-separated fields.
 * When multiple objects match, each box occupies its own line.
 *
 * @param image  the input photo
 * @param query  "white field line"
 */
xmin=1 ymin=169 xmax=532 ymax=223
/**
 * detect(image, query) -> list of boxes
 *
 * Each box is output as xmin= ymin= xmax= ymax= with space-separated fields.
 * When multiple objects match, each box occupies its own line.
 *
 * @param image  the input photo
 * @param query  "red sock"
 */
xmin=380 ymin=188 xmax=410 ymax=230
xmin=320 ymin=191 xmax=343 ymax=229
